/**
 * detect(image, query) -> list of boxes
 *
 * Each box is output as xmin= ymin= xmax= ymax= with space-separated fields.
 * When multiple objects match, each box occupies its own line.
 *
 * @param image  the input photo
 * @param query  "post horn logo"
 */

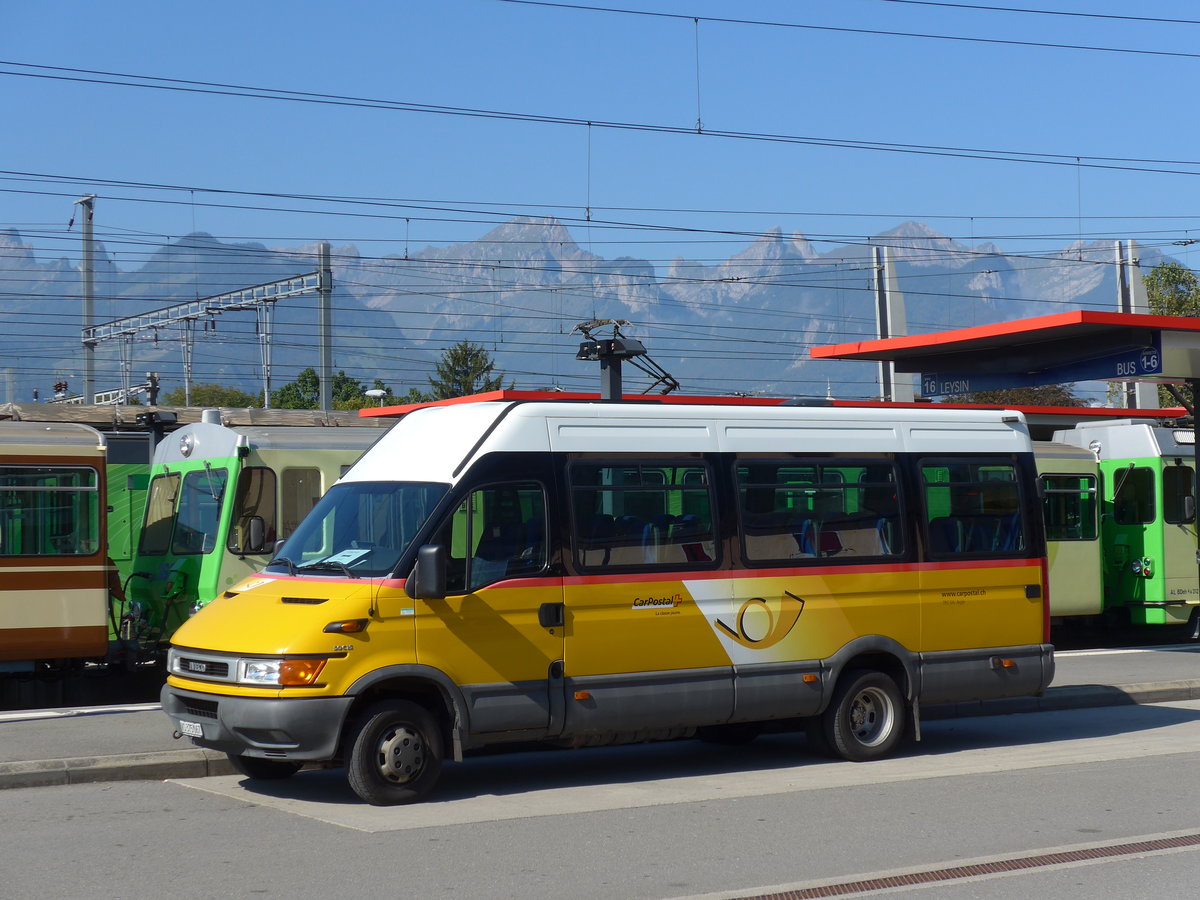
xmin=715 ymin=590 xmax=805 ymax=649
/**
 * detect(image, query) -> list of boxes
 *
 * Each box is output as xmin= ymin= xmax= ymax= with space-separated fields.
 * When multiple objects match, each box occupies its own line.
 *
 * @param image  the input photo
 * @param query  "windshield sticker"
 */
xmin=321 ymin=548 xmax=371 ymax=566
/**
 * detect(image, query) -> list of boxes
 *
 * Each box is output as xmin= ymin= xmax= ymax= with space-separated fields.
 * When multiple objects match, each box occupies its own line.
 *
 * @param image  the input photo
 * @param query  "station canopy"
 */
xmin=811 ymin=311 xmax=1200 ymax=397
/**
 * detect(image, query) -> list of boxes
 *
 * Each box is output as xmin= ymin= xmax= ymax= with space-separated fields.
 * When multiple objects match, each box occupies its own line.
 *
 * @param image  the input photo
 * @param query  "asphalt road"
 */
xmin=2 ymin=699 xmax=1198 ymax=900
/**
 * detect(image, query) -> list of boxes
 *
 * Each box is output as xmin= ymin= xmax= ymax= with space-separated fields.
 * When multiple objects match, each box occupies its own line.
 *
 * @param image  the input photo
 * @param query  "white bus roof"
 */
xmin=345 ymin=400 xmax=1034 ymax=485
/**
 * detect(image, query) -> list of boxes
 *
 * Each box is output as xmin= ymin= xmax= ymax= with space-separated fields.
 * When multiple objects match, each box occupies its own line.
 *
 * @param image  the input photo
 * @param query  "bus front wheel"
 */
xmin=820 ymin=670 xmax=905 ymax=762
xmin=347 ymin=699 xmax=444 ymax=806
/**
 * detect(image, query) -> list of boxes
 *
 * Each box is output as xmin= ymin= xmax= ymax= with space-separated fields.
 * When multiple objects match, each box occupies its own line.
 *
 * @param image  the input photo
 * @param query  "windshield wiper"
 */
xmin=268 ymin=556 xmax=297 ymax=576
xmin=297 ymin=560 xmax=360 ymax=579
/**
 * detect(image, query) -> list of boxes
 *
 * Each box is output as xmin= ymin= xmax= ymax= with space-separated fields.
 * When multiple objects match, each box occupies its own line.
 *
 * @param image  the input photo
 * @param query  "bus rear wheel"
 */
xmin=347 ymin=699 xmax=444 ymax=806
xmin=820 ymin=669 xmax=905 ymax=762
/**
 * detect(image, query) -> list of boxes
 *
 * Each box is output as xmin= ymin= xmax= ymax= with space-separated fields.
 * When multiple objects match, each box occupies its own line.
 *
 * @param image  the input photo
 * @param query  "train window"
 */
xmin=737 ymin=460 xmax=901 ymax=562
xmin=172 ymin=468 xmax=229 ymax=556
xmin=1112 ymin=466 xmax=1155 ymax=525
xmin=570 ymin=462 xmax=716 ymax=569
xmin=432 ymin=482 xmax=548 ymax=592
xmin=138 ymin=473 xmax=180 ymax=556
xmin=0 ymin=465 xmax=100 ymax=557
xmin=228 ymin=467 xmax=277 ymax=555
xmin=1040 ymin=474 xmax=1098 ymax=541
xmin=1162 ymin=464 xmax=1195 ymax=525
xmin=921 ymin=459 xmax=1025 ymax=555
xmin=282 ymin=467 xmax=322 ymax=537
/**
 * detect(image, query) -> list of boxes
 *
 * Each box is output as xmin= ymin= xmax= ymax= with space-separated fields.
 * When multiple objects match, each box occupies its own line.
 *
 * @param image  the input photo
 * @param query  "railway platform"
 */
xmin=1 ymin=643 xmax=1197 ymax=792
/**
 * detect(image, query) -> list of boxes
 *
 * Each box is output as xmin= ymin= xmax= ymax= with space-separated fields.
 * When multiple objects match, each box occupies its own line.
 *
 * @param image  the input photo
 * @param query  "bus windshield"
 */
xmin=269 ymin=480 xmax=448 ymax=578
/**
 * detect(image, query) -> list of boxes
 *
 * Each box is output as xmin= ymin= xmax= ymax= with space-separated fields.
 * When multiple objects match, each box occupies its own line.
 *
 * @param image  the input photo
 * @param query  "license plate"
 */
xmin=178 ymin=720 xmax=204 ymax=738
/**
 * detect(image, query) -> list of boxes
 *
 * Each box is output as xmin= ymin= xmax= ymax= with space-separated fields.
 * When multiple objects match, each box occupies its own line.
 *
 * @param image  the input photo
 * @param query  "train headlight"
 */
xmin=239 ymin=658 xmax=327 ymax=686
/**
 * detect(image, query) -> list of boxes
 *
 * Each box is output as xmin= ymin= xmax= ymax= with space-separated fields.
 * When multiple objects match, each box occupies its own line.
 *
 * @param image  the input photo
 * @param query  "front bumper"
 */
xmin=161 ymin=683 xmax=355 ymax=762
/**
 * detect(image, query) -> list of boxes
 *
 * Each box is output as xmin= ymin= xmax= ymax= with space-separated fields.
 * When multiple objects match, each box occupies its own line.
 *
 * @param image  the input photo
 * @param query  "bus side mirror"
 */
xmin=243 ymin=517 xmax=266 ymax=554
xmin=405 ymin=545 xmax=447 ymax=600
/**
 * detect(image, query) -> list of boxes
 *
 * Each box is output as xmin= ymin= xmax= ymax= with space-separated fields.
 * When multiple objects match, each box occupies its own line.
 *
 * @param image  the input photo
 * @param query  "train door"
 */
xmin=1039 ymin=468 xmax=1102 ymax=618
xmin=1158 ymin=461 xmax=1198 ymax=624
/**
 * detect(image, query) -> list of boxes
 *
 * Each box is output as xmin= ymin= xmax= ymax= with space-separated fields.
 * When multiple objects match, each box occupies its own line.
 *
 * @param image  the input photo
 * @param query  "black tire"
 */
xmin=346 ymin=699 xmax=444 ymax=806
xmin=696 ymin=722 xmax=763 ymax=745
xmin=227 ymin=754 xmax=303 ymax=780
xmin=820 ymin=669 xmax=905 ymax=762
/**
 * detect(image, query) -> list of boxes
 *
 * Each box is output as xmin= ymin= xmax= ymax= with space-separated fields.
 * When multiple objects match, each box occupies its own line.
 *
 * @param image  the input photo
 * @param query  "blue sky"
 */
xmin=5 ymin=0 xmax=1200 ymax=270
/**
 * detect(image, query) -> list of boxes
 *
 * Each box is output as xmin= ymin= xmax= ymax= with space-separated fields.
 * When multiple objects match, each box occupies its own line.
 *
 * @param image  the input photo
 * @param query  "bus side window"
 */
xmin=432 ymin=483 xmax=548 ymax=593
xmin=570 ymin=462 xmax=716 ymax=570
xmin=921 ymin=459 xmax=1025 ymax=556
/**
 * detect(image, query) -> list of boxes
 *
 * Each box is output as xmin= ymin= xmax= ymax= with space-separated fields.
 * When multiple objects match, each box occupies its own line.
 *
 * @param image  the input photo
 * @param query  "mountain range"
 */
xmin=0 ymin=219 xmax=1160 ymax=405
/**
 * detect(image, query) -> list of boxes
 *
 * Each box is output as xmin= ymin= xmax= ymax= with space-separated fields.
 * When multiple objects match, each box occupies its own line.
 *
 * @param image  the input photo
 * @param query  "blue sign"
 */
xmin=922 ymin=335 xmax=1162 ymax=396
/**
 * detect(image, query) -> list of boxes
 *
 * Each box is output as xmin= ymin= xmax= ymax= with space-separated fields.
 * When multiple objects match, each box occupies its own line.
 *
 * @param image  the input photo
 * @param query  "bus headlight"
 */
xmin=239 ymin=658 xmax=327 ymax=686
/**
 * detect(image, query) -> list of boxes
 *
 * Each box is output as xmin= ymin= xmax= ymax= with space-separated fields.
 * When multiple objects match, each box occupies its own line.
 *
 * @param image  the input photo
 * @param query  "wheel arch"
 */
xmin=822 ymin=635 xmax=917 ymax=710
xmin=343 ymin=665 xmax=470 ymax=761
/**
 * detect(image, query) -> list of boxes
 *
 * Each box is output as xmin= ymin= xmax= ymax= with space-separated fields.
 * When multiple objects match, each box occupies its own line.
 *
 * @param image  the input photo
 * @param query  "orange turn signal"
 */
xmin=323 ymin=619 xmax=368 ymax=634
xmin=279 ymin=658 xmax=327 ymax=686
xmin=802 ymin=673 xmax=819 ymax=683
xmin=574 ymin=690 xmax=592 ymax=701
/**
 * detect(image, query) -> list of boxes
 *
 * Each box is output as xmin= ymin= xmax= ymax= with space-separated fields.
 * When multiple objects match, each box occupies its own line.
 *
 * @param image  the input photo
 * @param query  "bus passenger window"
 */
xmin=921 ymin=460 xmax=1024 ymax=556
xmin=569 ymin=462 xmax=716 ymax=570
xmin=738 ymin=460 xmax=901 ymax=562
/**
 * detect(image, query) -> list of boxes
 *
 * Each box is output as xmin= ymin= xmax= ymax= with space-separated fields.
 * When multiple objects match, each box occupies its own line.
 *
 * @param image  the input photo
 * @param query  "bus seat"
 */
xmin=671 ymin=513 xmax=712 ymax=562
xmin=471 ymin=522 xmax=523 ymax=586
xmin=642 ymin=513 xmax=675 ymax=563
xmin=792 ymin=519 xmax=818 ymax=556
xmin=928 ymin=516 xmax=961 ymax=553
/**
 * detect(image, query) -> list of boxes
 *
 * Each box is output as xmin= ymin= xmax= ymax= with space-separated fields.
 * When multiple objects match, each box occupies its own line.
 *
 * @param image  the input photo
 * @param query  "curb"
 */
xmin=923 ymin=680 xmax=1200 ymax=720
xmin=0 ymin=749 xmax=235 ymax=791
xmin=3 ymin=681 xmax=1198 ymax=791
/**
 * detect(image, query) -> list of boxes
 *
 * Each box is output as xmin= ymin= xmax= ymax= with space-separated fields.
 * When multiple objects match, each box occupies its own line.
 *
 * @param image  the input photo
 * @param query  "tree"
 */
xmin=1144 ymin=260 xmax=1200 ymax=318
xmin=161 ymin=382 xmax=263 ymax=407
xmin=951 ymin=384 xmax=1086 ymax=407
xmin=271 ymin=369 xmax=401 ymax=410
xmin=427 ymin=341 xmax=508 ymax=399
xmin=1143 ymin=261 xmax=1200 ymax=409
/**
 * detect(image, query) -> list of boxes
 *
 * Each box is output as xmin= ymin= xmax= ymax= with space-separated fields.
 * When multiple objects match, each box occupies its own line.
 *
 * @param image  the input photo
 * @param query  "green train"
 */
xmin=121 ymin=410 xmax=385 ymax=650
xmin=1037 ymin=418 xmax=1199 ymax=637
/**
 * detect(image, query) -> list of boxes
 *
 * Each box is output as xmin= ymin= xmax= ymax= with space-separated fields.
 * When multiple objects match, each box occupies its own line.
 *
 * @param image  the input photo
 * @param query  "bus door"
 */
xmin=918 ymin=458 xmax=1045 ymax=686
xmin=562 ymin=460 xmax=733 ymax=735
xmin=727 ymin=459 xmax=915 ymax=719
xmin=416 ymin=480 xmax=562 ymax=737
